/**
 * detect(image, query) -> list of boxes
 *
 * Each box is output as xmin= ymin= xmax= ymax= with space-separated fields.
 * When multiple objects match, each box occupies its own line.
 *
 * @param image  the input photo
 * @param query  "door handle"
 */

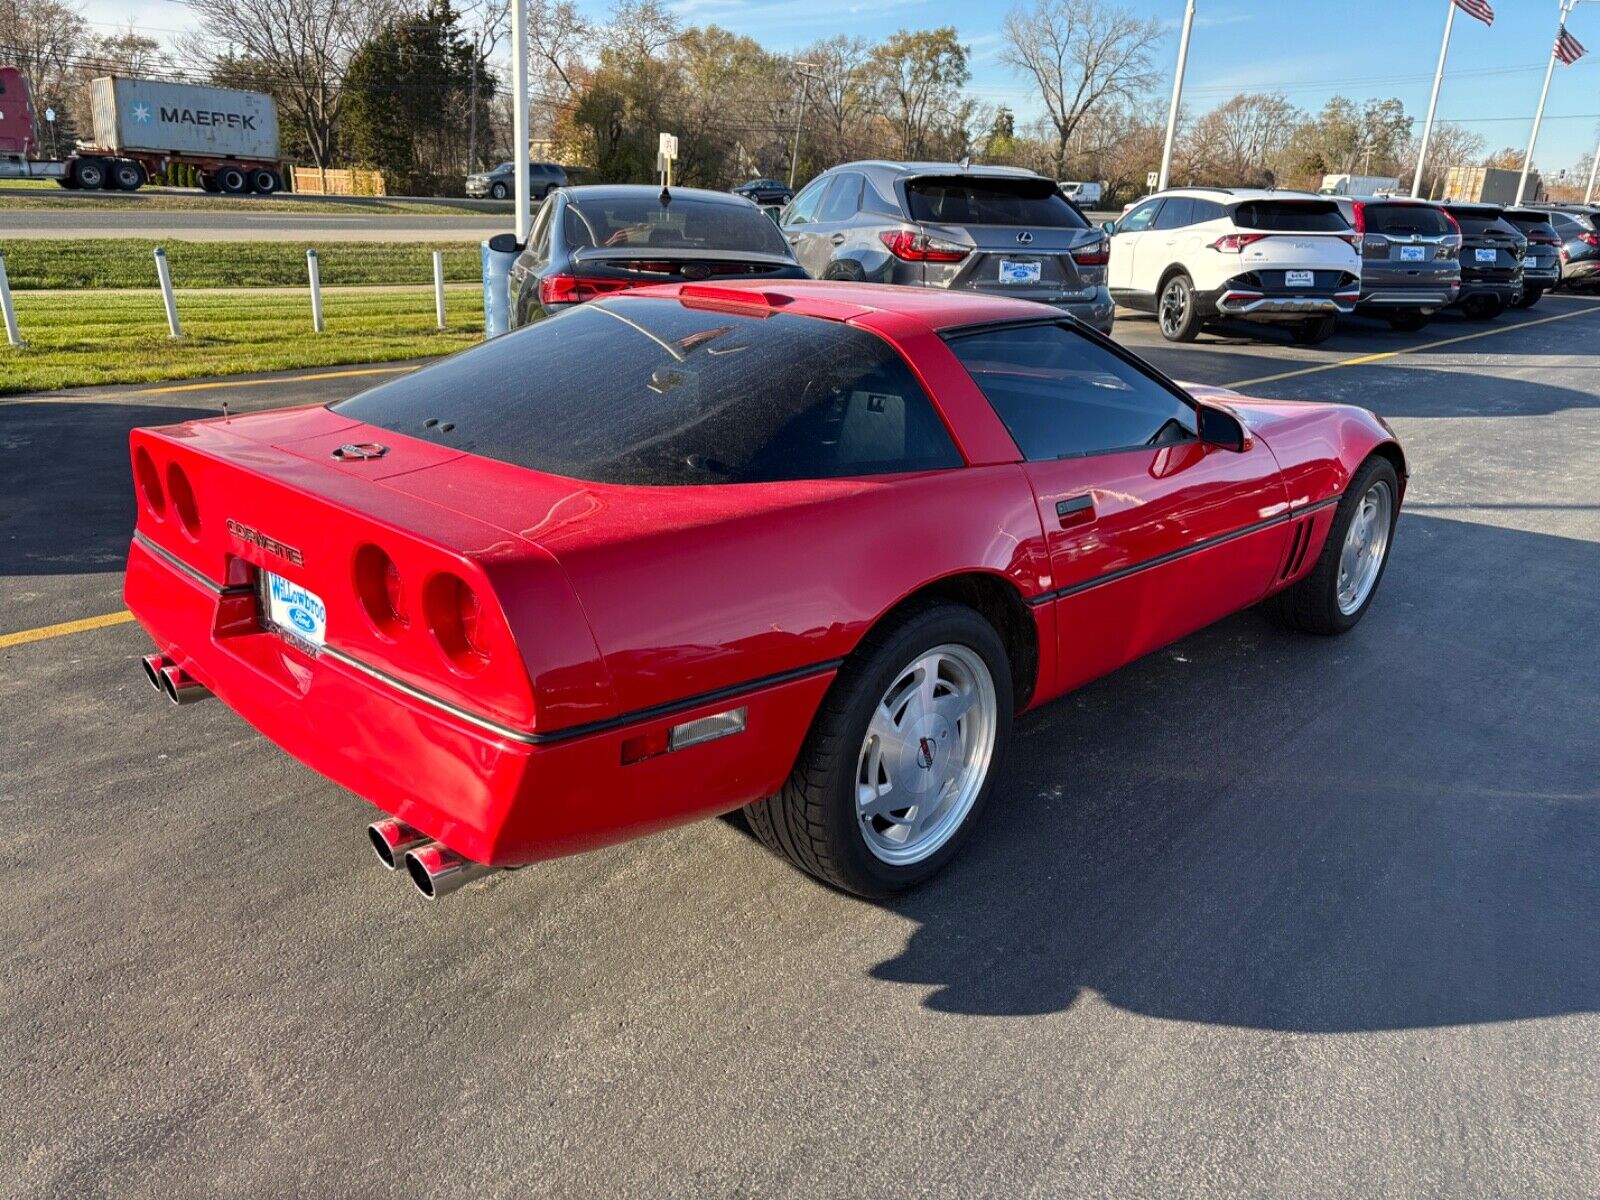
xmin=786 ymin=234 xmax=800 ymax=245
xmin=830 ymin=233 xmax=847 ymax=245
xmin=1056 ymin=495 xmax=1095 ymax=528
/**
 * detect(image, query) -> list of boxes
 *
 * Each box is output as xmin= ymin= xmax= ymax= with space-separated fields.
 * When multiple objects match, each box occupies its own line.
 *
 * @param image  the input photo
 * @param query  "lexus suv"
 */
xmin=1438 ymin=202 xmax=1524 ymax=320
xmin=779 ymin=161 xmax=1114 ymax=333
xmin=1104 ymin=188 xmax=1360 ymax=344
xmin=467 ymin=161 xmax=568 ymax=201
xmin=1503 ymin=208 xmax=1563 ymax=306
xmin=1540 ymin=205 xmax=1600 ymax=289
xmin=1330 ymin=196 xmax=1460 ymax=331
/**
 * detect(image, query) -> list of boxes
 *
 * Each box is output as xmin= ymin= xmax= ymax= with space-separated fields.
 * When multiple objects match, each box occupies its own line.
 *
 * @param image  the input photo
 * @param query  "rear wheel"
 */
xmin=1461 ymin=293 xmax=1504 ymax=320
xmin=1157 ymin=272 xmax=1202 ymax=342
xmin=250 ymin=168 xmax=281 ymax=195
xmin=215 ymin=165 xmax=249 ymax=194
xmin=1268 ymin=456 xmax=1400 ymax=636
xmin=1290 ymin=314 xmax=1337 ymax=344
xmin=1513 ymin=285 xmax=1543 ymax=310
xmin=1386 ymin=308 xmax=1428 ymax=333
xmin=111 ymin=159 xmax=145 ymax=191
xmin=744 ymin=600 xmax=1013 ymax=898
xmin=70 ymin=157 xmax=106 ymax=190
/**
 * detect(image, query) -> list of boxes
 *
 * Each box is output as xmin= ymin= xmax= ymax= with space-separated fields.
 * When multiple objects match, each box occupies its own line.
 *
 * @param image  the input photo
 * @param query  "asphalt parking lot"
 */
xmin=3 ymin=299 xmax=1597 ymax=1197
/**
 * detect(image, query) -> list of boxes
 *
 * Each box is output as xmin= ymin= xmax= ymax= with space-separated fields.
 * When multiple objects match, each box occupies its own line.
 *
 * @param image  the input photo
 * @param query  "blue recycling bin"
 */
xmin=480 ymin=234 xmax=521 ymax=338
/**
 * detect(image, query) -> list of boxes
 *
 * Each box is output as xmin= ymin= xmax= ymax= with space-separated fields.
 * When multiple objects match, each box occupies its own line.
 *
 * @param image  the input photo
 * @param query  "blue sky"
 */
xmin=83 ymin=0 xmax=1600 ymax=174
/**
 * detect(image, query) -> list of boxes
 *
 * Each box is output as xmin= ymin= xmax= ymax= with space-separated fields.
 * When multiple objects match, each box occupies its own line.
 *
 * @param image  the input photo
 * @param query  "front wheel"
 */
xmin=490 ymin=181 xmax=508 ymax=200
xmin=1268 ymin=456 xmax=1400 ymax=635
xmin=744 ymin=601 xmax=1013 ymax=898
xmin=1157 ymin=272 xmax=1202 ymax=342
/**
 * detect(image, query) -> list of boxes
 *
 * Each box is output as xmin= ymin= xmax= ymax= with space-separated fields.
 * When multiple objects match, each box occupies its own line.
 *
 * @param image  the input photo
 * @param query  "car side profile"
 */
xmin=1539 ymin=204 xmax=1600 ymax=289
xmin=781 ymin=161 xmax=1114 ymax=333
xmin=466 ymin=160 xmax=569 ymax=200
xmin=124 ymin=281 xmax=1405 ymax=902
xmin=1106 ymin=188 xmax=1361 ymax=345
xmin=732 ymin=178 xmax=794 ymax=206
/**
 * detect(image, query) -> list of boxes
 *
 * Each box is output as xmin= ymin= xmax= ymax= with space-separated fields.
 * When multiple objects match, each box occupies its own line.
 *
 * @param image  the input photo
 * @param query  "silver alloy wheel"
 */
xmin=855 ymin=643 xmax=998 ymax=866
xmin=1337 ymin=478 xmax=1393 ymax=615
xmin=1159 ymin=279 xmax=1188 ymax=337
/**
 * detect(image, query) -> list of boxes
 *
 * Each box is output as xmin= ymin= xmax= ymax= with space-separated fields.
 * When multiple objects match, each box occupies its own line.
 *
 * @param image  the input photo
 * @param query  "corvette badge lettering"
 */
xmin=226 ymin=519 xmax=304 ymax=566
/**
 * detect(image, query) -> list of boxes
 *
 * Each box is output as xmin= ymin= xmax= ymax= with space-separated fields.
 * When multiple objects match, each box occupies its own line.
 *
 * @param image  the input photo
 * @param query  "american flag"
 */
xmin=1452 ymin=0 xmax=1494 ymax=27
xmin=1555 ymin=25 xmax=1587 ymax=64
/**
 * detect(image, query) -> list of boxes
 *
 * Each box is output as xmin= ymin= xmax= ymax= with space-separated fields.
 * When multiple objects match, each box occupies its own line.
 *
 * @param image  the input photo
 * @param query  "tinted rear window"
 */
xmin=905 ymin=177 xmax=1089 ymax=228
xmin=563 ymin=196 xmax=789 ymax=255
xmin=1504 ymin=211 xmax=1555 ymax=234
xmin=1231 ymin=200 xmax=1349 ymax=232
xmin=333 ymin=297 xmax=960 ymax=486
xmin=1446 ymin=209 xmax=1516 ymax=237
xmin=1362 ymin=204 xmax=1451 ymax=236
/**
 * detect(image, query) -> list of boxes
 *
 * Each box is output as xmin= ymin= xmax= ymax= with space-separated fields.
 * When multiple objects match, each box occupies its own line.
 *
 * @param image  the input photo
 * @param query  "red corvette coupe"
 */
xmin=125 ymin=281 xmax=1405 ymax=900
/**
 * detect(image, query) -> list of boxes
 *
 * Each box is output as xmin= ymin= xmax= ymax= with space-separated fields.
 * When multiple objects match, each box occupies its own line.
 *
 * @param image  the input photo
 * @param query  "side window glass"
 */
xmin=784 ymin=180 xmax=826 ymax=226
xmin=1191 ymin=199 xmax=1226 ymax=223
xmin=528 ymin=200 xmax=555 ymax=261
xmin=1118 ymin=200 xmax=1163 ymax=233
xmin=947 ymin=323 xmax=1197 ymax=460
xmin=818 ymin=173 xmax=863 ymax=222
xmin=861 ymin=176 xmax=902 ymax=217
xmin=1153 ymin=197 xmax=1194 ymax=229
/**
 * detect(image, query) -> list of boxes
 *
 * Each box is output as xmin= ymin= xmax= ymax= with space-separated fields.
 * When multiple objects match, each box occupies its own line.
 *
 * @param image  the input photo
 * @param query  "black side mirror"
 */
xmin=1198 ymin=404 xmax=1246 ymax=452
xmin=488 ymin=232 xmax=523 ymax=254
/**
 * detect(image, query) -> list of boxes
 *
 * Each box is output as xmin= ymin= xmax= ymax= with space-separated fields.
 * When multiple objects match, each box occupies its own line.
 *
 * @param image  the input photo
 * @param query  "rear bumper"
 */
xmin=1521 ymin=264 xmax=1561 ymax=286
xmin=1454 ymin=277 xmax=1521 ymax=304
xmin=1214 ymin=292 xmax=1358 ymax=320
xmin=124 ymin=536 xmax=832 ymax=868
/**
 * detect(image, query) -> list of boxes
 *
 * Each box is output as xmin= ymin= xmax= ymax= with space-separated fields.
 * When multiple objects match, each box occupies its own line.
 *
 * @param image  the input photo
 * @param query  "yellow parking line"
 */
xmin=0 ymin=609 xmax=136 ymax=649
xmin=130 ymin=365 xmax=416 ymax=396
xmin=1225 ymin=304 xmax=1600 ymax=390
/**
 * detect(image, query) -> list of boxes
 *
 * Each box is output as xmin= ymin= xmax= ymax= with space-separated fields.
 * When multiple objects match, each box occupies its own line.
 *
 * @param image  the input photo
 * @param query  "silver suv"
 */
xmin=780 ymin=161 xmax=1114 ymax=332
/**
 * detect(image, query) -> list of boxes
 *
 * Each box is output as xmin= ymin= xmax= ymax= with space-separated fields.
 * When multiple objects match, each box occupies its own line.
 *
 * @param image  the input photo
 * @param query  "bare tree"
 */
xmin=1001 ymin=0 xmax=1164 ymax=178
xmin=0 ymin=0 xmax=87 ymax=127
xmin=870 ymin=27 xmax=969 ymax=160
xmin=799 ymin=35 xmax=877 ymax=165
xmin=460 ymin=0 xmax=511 ymax=168
xmin=1402 ymin=121 xmax=1486 ymax=198
xmin=184 ymin=0 xmax=395 ymax=168
xmin=1185 ymin=92 xmax=1302 ymax=185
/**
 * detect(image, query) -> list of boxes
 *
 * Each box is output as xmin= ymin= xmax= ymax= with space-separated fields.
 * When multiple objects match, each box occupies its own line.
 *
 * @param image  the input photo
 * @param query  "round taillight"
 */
xmin=166 ymin=462 xmax=201 ymax=539
xmin=424 ymin=572 xmax=489 ymax=673
xmin=134 ymin=447 xmax=165 ymax=519
xmin=353 ymin=544 xmax=407 ymax=638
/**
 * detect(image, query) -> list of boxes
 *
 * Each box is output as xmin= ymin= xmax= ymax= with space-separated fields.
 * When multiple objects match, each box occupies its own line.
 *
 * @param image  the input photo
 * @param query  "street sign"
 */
xmin=45 ymin=108 xmax=56 ymax=122
xmin=1147 ymin=171 xmax=1158 ymax=190
xmin=658 ymin=132 xmax=679 ymax=161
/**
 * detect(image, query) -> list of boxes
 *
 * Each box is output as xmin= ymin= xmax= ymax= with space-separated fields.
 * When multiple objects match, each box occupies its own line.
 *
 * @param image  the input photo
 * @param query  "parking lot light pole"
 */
xmin=511 ymin=0 xmax=531 ymax=245
xmin=1412 ymin=1 xmax=1458 ymax=198
xmin=1157 ymin=0 xmax=1196 ymax=193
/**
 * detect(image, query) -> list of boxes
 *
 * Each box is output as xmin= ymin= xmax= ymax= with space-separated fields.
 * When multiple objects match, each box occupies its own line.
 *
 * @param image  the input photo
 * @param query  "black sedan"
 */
xmin=732 ymin=178 xmax=795 ymax=206
xmin=508 ymin=186 xmax=808 ymax=329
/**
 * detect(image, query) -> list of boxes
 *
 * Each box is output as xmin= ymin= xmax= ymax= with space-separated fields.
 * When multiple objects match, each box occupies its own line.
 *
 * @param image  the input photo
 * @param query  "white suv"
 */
xmin=1104 ymin=188 xmax=1361 ymax=344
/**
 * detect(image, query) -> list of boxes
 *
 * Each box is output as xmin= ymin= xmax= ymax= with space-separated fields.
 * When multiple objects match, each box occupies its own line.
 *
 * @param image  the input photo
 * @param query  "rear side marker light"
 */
xmin=622 ymin=707 xmax=748 ymax=765
xmin=879 ymin=230 xmax=969 ymax=262
xmin=166 ymin=462 xmax=200 ymax=539
xmin=538 ymin=274 xmax=634 ymax=305
xmin=134 ymin=447 xmax=166 ymax=519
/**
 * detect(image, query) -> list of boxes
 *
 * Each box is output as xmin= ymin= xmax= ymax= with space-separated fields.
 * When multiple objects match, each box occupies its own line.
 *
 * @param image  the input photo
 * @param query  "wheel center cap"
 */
xmin=902 ymin=714 xmax=953 ymax=793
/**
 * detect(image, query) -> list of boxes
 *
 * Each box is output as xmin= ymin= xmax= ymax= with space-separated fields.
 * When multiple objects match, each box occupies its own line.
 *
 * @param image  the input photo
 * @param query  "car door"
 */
xmin=1107 ymin=198 xmax=1163 ymax=300
xmin=779 ymin=177 xmax=829 ymax=274
xmin=1142 ymin=195 xmax=1196 ymax=287
xmin=944 ymin=321 xmax=1292 ymax=695
xmin=797 ymin=172 xmax=864 ymax=277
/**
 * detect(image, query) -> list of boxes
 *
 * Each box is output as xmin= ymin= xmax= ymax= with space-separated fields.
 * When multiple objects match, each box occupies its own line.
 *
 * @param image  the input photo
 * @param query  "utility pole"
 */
xmin=1157 ymin=0 xmax=1196 ymax=192
xmin=788 ymin=62 xmax=819 ymax=190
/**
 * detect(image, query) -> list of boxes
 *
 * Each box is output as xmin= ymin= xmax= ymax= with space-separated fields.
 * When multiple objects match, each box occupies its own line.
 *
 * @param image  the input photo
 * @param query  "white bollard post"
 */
xmin=432 ymin=250 xmax=447 ymax=329
xmin=0 ymin=250 xmax=22 ymax=347
xmin=153 ymin=246 xmax=182 ymax=337
xmin=306 ymin=248 xmax=325 ymax=333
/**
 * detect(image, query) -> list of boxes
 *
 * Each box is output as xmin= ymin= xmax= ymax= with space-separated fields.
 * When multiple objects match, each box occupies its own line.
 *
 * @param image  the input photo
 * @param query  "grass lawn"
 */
xmin=1 ymin=240 xmax=481 ymax=289
xmin=0 ymin=183 xmax=507 ymax=216
xmin=1 ymin=286 xmax=484 ymax=394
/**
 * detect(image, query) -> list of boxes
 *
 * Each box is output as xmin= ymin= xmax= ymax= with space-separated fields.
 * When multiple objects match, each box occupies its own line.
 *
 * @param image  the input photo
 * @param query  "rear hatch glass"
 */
xmin=332 ymin=296 xmax=960 ymax=486
xmin=905 ymin=177 xmax=1089 ymax=228
xmin=1230 ymin=200 xmax=1349 ymax=231
xmin=1444 ymin=208 xmax=1513 ymax=238
xmin=1363 ymin=204 xmax=1451 ymax=236
xmin=563 ymin=195 xmax=791 ymax=256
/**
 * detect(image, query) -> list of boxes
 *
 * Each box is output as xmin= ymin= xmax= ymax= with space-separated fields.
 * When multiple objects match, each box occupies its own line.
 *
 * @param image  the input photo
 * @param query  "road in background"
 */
xmin=2 ymin=301 xmax=1597 ymax=1197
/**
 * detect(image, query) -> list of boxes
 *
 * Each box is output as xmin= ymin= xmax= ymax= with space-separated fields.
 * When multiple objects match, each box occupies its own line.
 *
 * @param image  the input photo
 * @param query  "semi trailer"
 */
xmin=0 ymin=70 xmax=284 ymax=194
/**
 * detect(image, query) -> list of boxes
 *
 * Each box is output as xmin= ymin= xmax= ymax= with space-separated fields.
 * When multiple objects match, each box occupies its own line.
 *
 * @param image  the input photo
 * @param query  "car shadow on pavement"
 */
xmin=870 ymin=513 xmax=1599 ymax=1031
xmin=0 ymin=402 xmax=214 ymax=577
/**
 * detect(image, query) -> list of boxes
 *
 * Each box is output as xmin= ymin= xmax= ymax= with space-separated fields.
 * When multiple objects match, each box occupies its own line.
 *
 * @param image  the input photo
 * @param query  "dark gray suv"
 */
xmin=780 ymin=161 xmax=1113 ymax=332
xmin=1331 ymin=196 xmax=1461 ymax=332
xmin=467 ymin=161 xmax=568 ymax=200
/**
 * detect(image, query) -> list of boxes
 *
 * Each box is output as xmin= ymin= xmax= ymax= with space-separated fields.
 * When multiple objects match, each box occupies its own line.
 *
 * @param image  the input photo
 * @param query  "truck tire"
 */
xmin=111 ymin=160 xmax=146 ymax=191
xmin=198 ymin=171 xmax=221 ymax=193
xmin=250 ymin=168 xmax=281 ymax=195
xmin=215 ymin=166 xmax=249 ymax=194
xmin=71 ymin=157 xmax=107 ymax=190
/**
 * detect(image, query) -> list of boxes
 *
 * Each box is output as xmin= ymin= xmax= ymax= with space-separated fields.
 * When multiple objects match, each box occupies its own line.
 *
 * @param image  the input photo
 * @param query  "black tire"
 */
xmin=490 ymin=181 xmax=508 ymax=200
xmin=71 ymin=157 xmax=106 ymax=190
xmin=1157 ymin=272 xmax=1202 ymax=342
xmin=55 ymin=176 xmax=79 ymax=189
xmin=250 ymin=168 xmax=281 ymax=195
xmin=743 ymin=600 xmax=1014 ymax=898
xmin=215 ymin=165 xmax=249 ymax=194
xmin=1290 ymin=314 xmax=1337 ymax=344
xmin=111 ymin=159 xmax=145 ymax=191
xmin=823 ymin=262 xmax=866 ymax=282
xmin=1461 ymin=293 xmax=1504 ymax=321
xmin=1387 ymin=308 xmax=1428 ymax=333
xmin=197 ymin=171 xmax=221 ymax=193
xmin=1512 ymin=285 xmax=1543 ymax=310
xmin=1267 ymin=455 xmax=1400 ymax=636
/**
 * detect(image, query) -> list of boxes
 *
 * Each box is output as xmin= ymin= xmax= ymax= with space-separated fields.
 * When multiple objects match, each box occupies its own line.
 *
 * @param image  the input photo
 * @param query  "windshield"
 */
xmin=905 ymin=177 xmax=1089 ymax=228
xmin=332 ymin=297 xmax=960 ymax=486
xmin=564 ymin=196 xmax=791 ymax=255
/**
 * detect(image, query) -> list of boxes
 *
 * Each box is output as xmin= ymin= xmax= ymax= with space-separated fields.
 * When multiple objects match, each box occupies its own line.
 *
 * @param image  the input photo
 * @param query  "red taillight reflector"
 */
xmin=538 ymin=274 xmax=635 ymax=305
xmin=1209 ymin=233 xmax=1267 ymax=253
xmin=1578 ymin=232 xmax=1599 ymax=247
xmin=879 ymin=230 xmax=969 ymax=262
xmin=621 ymin=728 xmax=671 ymax=764
xmin=134 ymin=446 xmax=166 ymax=519
xmin=354 ymin=544 xmax=408 ymax=638
xmin=166 ymin=462 xmax=201 ymax=540
xmin=424 ymin=572 xmax=490 ymax=673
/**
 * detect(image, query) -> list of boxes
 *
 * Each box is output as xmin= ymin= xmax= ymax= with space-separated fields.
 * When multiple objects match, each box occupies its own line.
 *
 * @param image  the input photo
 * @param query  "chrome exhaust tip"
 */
xmin=158 ymin=663 xmax=212 ymax=706
xmin=402 ymin=842 xmax=494 ymax=900
xmin=367 ymin=818 xmax=430 ymax=870
xmin=141 ymin=653 xmax=172 ymax=691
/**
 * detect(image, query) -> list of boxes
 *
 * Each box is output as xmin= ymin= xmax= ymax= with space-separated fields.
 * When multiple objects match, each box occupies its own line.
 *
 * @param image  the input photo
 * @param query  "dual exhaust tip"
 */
xmin=368 ymin=817 xmax=493 ymax=900
xmin=141 ymin=653 xmax=212 ymax=705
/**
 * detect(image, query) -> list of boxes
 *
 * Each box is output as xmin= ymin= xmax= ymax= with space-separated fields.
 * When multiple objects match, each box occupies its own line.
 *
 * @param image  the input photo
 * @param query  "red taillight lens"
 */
xmin=1351 ymin=201 xmax=1366 ymax=235
xmin=424 ymin=572 xmax=490 ymax=673
xmin=1578 ymin=232 xmax=1599 ymax=247
xmin=1070 ymin=239 xmax=1110 ymax=266
xmin=1442 ymin=209 xmax=1462 ymax=238
xmin=134 ymin=446 xmax=166 ymax=519
xmin=878 ymin=230 xmax=969 ymax=262
xmin=354 ymin=544 xmax=407 ymax=638
xmin=166 ymin=462 xmax=201 ymax=539
xmin=538 ymin=274 xmax=635 ymax=305
xmin=1208 ymin=233 xmax=1267 ymax=253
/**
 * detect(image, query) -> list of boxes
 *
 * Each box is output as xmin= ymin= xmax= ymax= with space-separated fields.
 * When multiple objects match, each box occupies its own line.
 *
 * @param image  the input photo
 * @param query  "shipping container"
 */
xmin=1442 ymin=166 xmax=1545 ymax=206
xmin=88 ymin=77 xmax=279 ymax=162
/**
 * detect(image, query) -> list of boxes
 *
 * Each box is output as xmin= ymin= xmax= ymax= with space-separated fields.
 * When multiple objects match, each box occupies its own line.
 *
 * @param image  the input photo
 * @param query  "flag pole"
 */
xmin=1517 ymin=0 xmax=1575 ymax=206
xmin=1585 ymin=136 xmax=1600 ymax=203
xmin=1157 ymin=0 xmax=1197 ymax=192
xmin=1413 ymin=2 xmax=1457 ymax=198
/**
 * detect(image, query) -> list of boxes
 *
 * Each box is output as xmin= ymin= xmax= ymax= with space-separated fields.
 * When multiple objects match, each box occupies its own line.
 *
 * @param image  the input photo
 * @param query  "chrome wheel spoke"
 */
xmin=1335 ymin=479 xmax=1393 ymax=615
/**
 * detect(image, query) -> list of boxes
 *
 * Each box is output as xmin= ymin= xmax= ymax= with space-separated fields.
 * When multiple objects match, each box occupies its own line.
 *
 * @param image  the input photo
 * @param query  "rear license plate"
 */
xmin=999 ymin=259 xmax=1042 ymax=284
xmin=263 ymin=571 xmax=328 ymax=648
xmin=1285 ymin=269 xmax=1314 ymax=287
xmin=1476 ymin=248 xmax=1498 ymax=263
xmin=1400 ymin=246 xmax=1426 ymax=262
